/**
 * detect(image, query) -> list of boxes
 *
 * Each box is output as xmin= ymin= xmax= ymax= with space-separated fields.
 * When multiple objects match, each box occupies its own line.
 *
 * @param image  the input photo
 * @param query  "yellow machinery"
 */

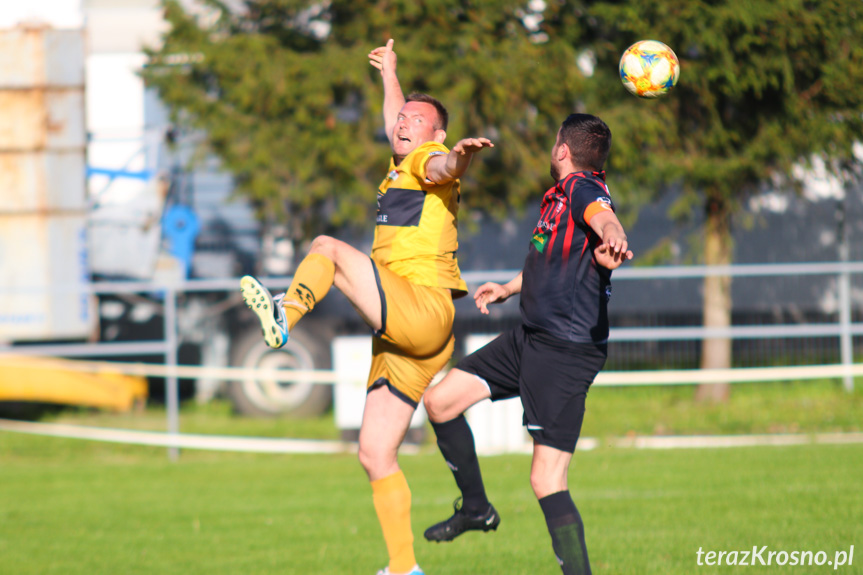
xmin=0 ymin=356 xmax=147 ymax=412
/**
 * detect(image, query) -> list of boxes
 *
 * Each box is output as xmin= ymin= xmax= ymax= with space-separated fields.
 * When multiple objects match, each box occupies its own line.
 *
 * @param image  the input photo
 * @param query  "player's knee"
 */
xmin=423 ymin=387 xmax=445 ymax=423
xmin=309 ymin=235 xmax=338 ymax=258
xmin=529 ymin=472 xmax=548 ymax=498
xmin=357 ymin=442 xmax=389 ymax=474
xmin=530 ymin=469 xmax=566 ymax=499
xmin=357 ymin=444 xmax=377 ymax=474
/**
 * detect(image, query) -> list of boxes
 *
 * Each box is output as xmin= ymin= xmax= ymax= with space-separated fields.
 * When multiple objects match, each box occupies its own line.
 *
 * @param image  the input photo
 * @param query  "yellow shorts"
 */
xmin=367 ymin=260 xmax=456 ymax=406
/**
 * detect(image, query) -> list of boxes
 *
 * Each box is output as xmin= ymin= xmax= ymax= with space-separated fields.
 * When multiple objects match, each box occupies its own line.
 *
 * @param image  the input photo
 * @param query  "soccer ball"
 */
xmin=619 ymin=40 xmax=680 ymax=98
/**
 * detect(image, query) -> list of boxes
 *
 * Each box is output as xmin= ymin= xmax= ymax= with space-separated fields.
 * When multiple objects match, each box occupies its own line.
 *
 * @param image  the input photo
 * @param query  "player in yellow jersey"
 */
xmin=240 ymin=39 xmax=493 ymax=575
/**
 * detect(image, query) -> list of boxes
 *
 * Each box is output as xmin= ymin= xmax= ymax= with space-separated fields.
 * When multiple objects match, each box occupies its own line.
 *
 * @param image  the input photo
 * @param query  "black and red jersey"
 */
xmin=520 ymin=171 xmax=615 ymax=344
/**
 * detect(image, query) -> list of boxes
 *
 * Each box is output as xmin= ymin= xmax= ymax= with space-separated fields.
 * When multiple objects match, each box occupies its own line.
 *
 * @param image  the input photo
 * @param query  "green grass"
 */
xmin=0 ymin=433 xmax=861 ymax=574
xmin=39 ymin=399 xmax=343 ymax=440
xmin=582 ymin=379 xmax=863 ymax=438
xmin=1 ymin=380 xmax=860 ymax=573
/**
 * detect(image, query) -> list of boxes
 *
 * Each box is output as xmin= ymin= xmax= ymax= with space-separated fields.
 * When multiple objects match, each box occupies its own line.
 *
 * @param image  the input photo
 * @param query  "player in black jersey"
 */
xmin=422 ymin=114 xmax=633 ymax=575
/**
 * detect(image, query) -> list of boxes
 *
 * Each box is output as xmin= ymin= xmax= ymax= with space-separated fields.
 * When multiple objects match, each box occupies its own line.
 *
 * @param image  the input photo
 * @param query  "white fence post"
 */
xmin=838 ymin=265 xmax=855 ymax=392
xmin=464 ymin=334 xmax=530 ymax=455
xmin=332 ymin=336 xmax=427 ymax=437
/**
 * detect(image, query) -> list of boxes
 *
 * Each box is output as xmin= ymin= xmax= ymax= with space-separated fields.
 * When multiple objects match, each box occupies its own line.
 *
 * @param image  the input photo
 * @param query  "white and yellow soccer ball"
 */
xmin=619 ymin=40 xmax=680 ymax=98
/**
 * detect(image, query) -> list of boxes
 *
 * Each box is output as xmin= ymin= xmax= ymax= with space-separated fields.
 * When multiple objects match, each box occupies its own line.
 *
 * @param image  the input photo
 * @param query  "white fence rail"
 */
xmin=1 ymin=262 xmax=861 ymax=458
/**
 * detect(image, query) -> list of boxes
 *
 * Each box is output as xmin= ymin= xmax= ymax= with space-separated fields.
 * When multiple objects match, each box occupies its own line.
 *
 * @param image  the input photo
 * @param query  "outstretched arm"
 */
xmin=368 ymin=39 xmax=405 ymax=147
xmin=426 ymin=137 xmax=495 ymax=184
xmin=474 ymin=272 xmax=522 ymax=315
xmin=589 ymin=210 xmax=634 ymax=270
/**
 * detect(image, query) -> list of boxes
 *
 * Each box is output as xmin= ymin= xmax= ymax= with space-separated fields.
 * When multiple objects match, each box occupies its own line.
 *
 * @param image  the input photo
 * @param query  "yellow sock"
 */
xmin=371 ymin=470 xmax=416 ymax=574
xmin=283 ymin=253 xmax=335 ymax=330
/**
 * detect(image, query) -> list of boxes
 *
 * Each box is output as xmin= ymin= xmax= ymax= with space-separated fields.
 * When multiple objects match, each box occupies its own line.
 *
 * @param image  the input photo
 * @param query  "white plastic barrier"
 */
xmin=332 ymin=336 xmax=427 ymax=434
xmin=463 ymin=334 xmax=532 ymax=455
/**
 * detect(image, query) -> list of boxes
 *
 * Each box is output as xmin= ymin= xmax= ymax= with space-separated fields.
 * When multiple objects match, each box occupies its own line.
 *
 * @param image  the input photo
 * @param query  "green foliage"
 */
xmin=143 ymin=0 xmax=589 ymax=240
xmin=145 ymin=0 xmax=863 ymax=256
xmin=582 ymin=0 xmax=863 ymax=233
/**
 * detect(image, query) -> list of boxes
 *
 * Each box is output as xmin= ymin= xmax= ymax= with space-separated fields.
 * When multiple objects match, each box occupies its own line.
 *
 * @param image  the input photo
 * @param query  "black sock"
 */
xmin=431 ymin=415 xmax=490 ymax=514
xmin=538 ymin=491 xmax=591 ymax=575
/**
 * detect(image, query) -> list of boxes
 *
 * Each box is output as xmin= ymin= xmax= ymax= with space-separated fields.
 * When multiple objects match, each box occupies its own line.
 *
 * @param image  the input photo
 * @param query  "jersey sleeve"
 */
xmin=565 ymin=175 xmax=615 ymax=226
xmin=408 ymin=141 xmax=449 ymax=184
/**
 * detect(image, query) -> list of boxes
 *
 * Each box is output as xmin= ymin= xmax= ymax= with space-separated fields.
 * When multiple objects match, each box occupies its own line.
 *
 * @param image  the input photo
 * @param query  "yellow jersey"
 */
xmin=372 ymin=141 xmax=467 ymax=297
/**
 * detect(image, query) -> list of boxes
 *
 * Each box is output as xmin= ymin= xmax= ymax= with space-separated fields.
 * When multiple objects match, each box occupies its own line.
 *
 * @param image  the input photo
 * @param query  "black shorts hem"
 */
xmin=530 ymin=434 xmax=580 ymax=454
xmin=369 ymin=258 xmax=387 ymax=337
xmin=368 ymin=377 xmax=418 ymax=409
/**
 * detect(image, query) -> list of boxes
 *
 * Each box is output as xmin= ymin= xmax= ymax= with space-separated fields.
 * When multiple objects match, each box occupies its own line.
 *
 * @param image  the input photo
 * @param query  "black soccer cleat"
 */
xmin=423 ymin=498 xmax=500 ymax=542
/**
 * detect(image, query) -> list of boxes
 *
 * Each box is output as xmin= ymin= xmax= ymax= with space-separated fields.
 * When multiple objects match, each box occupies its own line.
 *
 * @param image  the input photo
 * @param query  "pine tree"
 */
xmin=142 ymin=0 xmax=588 ymax=245
xmin=577 ymin=0 xmax=863 ymax=400
xmin=145 ymin=1 xmax=863 ymax=402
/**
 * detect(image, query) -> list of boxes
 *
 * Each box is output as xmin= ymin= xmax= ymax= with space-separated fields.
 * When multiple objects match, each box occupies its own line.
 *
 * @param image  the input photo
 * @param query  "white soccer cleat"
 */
xmin=240 ymin=275 xmax=289 ymax=349
xmin=375 ymin=565 xmax=424 ymax=575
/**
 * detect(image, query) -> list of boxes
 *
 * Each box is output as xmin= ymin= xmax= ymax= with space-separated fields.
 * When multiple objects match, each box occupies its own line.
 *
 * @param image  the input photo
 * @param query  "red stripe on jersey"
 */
xmin=581 ymin=235 xmax=591 ymax=256
xmin=559 ymin=174 xmax=583 ymax=260
xmin=546 ymin=195 xmax=565 ymax=260
xmin=562 ymin=208 xmax=576 ymax=260
xmin=538 ymin=196 xmax=553 ymax=226
xmin=548 ymin=175 xmax=578 ymax=259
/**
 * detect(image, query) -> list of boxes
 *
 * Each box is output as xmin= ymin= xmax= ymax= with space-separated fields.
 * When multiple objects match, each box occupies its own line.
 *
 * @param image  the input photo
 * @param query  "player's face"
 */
xmin=392 ymin=101 xmax=441 ymax=159
xmin=549 ymin=129 xmax=563 ymax=181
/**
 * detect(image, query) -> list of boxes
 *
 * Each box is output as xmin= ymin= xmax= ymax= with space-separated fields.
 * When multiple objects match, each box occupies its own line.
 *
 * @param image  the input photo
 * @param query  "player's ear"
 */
xmin=434 ymin=129 xmax=447 ymax=144
xmin=558 ymin=142 xmax=570 ymax=161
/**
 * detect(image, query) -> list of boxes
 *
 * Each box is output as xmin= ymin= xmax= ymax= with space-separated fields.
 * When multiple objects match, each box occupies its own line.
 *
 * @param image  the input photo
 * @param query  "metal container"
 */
xmin=0 ymin=152 xmax=86 ymax=212
xmin=0 ymin=27 xmax=84 ymax=88
xmin=0 ymin=89 xmax=86 ymax=151
xmin=0 ymin=25 xmax=93 ymax=341
xmin=0 ymin=213 xmax=94 ymax=341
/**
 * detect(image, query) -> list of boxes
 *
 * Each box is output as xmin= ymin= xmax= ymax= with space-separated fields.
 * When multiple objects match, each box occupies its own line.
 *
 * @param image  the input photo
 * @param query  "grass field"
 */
xmin=1 ymin=430 xmax=861 ymax=574
xmin=1 ymin=379 xmax=861 ymax=574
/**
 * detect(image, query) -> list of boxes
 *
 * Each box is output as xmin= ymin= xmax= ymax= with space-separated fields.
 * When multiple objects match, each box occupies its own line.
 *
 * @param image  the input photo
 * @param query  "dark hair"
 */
xmin=406 ymin=92 xmax=448 ymax=131
xmin=559 ymin=113 xmax=611 ymax=171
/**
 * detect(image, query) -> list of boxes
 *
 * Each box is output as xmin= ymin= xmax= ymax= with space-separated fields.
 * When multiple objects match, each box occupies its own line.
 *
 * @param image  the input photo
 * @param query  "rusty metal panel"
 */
xmin=0 ymin=212 xmax=96 ymax=341
xmin=44 ymin=89 xmax=86 ymax=148
xmin=0 ymin=152 xmax=86 ymax=212
xmin=0 ymin=28 xmax=46 ymax=88
xmin=0 ymin=27 xmax=84 ymax=88
xmin=0 ymin=91 xmax=45 ymax=149
xmin=43 ymin=28 xmax=86 ymax=87
xmin=0 ymin=89 xmax=85 ymax=150
xmin=0 ymin=26 xmax=91 ymax=341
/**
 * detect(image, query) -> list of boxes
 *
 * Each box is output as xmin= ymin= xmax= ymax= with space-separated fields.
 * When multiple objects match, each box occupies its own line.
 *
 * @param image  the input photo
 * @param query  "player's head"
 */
xmin=406 ymin=93 xmax=448 ymax=131
xmin=392 ymin=93 xmax=448 ymax=159
xmin=550 ymin=113 xmax=612 ymax=180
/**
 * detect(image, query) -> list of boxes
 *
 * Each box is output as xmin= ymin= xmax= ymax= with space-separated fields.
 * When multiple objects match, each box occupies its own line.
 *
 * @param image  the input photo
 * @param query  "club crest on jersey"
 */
xmin=537 ymin=220 xmax=556 ymax=232
xmin=388 ymin=170 xmax=399 ymax=181
xmin=531 ymin=231 xmax=550 ymax=253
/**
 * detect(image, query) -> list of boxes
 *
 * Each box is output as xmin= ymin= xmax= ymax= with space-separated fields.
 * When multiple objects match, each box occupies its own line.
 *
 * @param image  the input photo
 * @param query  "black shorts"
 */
xmin=455 ymin=325 xmax=607 ymax=452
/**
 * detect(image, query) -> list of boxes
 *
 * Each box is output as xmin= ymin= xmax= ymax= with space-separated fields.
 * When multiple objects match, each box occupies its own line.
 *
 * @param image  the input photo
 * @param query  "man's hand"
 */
xmin=594 ymin=242 xmax=634 ymax=270
xmin=369 ymin=39 xmax=404 ymax=147
xmin=588 ymin=210 xmax=632 ymax=270
xmin=451 ymin=137 xmax=495 ymax=156
xmin=474 ymin=282 xmax=511 ymax=315
xmin=368 ymin=39 xmax=397 ymax=76
xmin=427 ymin=137 xmax=495 ymax=183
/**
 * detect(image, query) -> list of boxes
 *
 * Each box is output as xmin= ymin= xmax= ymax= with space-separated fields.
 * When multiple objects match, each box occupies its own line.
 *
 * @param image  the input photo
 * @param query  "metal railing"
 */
xmin=1 ymin=262 xmax=861 ymax=458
